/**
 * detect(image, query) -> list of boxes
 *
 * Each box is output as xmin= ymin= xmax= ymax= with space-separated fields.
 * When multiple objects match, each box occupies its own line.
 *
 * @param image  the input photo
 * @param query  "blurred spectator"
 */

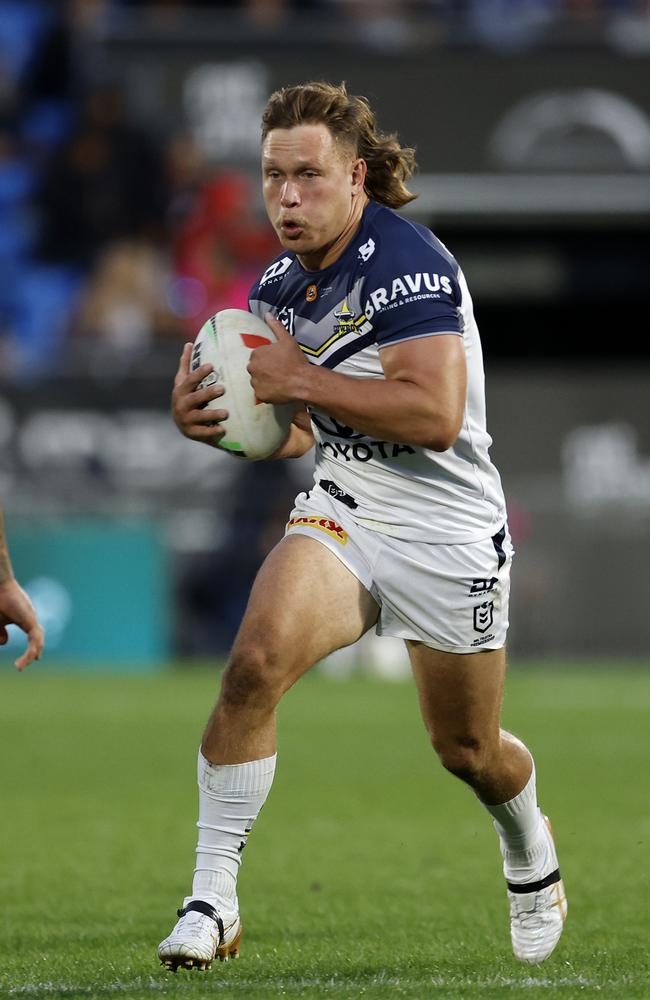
xmin=0 ymin=0 xmax=109 ymax=378
xmin=464 ymin=0 xmax=650 ymax=48
xmin=335 ymin=0 xmax=438 ymax=50
xmin=37 ymin=83 xmax=167 ymax=266
xmin=164 ymin=131 xmax=209 ymax=235
xmin=169 ymin=169 xmax=277 ymax=335
xmin=70 ymin=238 xmax=183 ymax=372
xmin=465 ymin=0 xmax=560 ymax=50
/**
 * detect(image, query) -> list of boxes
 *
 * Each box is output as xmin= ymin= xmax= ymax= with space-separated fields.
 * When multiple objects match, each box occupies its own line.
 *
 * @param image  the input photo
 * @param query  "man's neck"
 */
xmin=298 ymin=194 xmax=370 ymax=271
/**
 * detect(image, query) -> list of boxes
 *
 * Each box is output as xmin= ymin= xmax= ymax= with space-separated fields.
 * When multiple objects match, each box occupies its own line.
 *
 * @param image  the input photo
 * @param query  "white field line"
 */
xmin=3 ymin=972 xmax=632 ymax=994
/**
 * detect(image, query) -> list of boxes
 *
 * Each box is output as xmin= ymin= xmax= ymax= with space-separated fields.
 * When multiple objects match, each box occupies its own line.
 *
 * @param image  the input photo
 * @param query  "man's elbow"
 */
xmin=422 ymin=433 xmax=457 ymax=453
xmin=417 ymin=415 xmax=462 ymax=452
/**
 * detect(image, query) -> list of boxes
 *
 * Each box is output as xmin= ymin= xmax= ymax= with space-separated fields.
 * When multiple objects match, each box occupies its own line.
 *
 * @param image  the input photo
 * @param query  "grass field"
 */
xmin=0 ymin=662 xmax=648 ymax=999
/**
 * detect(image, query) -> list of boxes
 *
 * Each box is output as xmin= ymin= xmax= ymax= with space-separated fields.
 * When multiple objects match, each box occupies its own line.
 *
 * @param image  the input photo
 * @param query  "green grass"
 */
xmin=0 ymin=662 xmax=648 ymax=999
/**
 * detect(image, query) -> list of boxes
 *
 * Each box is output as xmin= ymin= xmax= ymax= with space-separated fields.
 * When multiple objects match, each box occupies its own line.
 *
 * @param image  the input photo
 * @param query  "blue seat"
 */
xmin=0 ymin=213 xmax=34 ymax=261
xmin=0 ymin=159 xmax=37 ymax=207
xmin=11 ymin=264 xmax=84 ymax=377
xmin=0 ymin=1 xmax=51 ymax=82
xmin=22 ymin=100 xmax=76 ymax=151
xmin=0 ymin=159 xmax=38 ymax=266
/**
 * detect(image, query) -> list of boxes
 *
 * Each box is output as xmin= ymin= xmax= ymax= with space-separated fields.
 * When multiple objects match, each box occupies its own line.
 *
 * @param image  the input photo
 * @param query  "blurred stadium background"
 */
xmin=1 ymin=0 xmax=649 ymax=670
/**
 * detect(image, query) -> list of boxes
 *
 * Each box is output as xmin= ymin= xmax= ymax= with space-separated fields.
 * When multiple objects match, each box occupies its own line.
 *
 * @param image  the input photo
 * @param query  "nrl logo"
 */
xmin=473 ymin=601 xmax=495 ymax=634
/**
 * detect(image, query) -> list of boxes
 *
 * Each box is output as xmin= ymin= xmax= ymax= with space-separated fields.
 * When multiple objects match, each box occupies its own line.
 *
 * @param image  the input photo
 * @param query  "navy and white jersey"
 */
xmin=249 ymin=201 xmax=506 ymax=543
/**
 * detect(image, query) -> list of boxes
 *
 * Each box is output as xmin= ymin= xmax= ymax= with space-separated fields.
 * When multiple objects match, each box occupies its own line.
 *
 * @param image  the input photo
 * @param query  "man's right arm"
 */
xmin=171 ymin=343 xmax=230 ymax=445
xmin=171 ymin=342 xmax=314 ymax=459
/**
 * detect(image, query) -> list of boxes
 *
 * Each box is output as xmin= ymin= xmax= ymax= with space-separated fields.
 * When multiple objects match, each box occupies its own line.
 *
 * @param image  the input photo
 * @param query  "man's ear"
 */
xmin=352 ymin=157 xmax=367 ymax=194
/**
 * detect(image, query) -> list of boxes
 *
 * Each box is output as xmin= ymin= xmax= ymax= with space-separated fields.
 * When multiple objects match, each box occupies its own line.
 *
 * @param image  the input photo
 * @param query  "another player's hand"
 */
xmin=247 ymin=315 xmax=309 ymax=405
xmin=171 ymin=342 xmax=229 ymax=444
xmin=0 ymin=579 xmax=44 ymax=671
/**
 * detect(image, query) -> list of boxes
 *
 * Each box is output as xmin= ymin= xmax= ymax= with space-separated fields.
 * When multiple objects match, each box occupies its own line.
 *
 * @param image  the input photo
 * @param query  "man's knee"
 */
xmin=431 ymin=733 xmax=494 ymax=786
xmin=219 ymin=637 xmax=289 ymax=711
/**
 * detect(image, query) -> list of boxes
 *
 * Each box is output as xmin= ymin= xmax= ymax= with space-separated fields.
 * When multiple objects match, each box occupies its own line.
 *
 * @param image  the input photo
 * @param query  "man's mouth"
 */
xmin=280 ymin=220 xmax=304 ymax=238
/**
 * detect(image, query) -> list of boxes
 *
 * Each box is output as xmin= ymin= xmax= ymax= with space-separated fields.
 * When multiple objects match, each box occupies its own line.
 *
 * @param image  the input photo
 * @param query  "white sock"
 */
xmin=482 ymin=765 xmax=547 ymax=875
xmin=187 ymin=750 xmax=277 ymax=909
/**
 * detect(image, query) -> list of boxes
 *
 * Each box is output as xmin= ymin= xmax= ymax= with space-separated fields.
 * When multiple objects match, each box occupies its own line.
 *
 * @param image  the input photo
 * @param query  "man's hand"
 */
xmin=171 ymin=342 xmax=229 ymax=445
xmin=0 ymin=579 xmax=44 ymax=671
xmin=246 ymin=314 xmax=310 ymax=405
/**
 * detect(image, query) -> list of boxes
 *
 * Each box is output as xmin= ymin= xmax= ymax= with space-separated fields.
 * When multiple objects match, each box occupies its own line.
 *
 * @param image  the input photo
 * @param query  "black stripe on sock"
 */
xmin=507 ymin=868 xmax=561 ymax=894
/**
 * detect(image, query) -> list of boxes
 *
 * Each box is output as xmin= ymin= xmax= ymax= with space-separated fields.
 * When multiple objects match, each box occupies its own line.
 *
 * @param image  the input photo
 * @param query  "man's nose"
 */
xmin=280 ymin=181 xmax=300 ymax=207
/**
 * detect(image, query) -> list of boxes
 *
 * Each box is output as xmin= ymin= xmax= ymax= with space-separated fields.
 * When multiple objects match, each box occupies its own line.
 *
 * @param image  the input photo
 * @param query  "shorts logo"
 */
xmin=287 ymin=515 xmax=348 ymax=545
xmin=470 ymin=577 xmax=498 ymax=595
xmin=473 ymin=601 xmax=494 ymax=633
xmin=319 ymin=479 xmax=358 ymax=510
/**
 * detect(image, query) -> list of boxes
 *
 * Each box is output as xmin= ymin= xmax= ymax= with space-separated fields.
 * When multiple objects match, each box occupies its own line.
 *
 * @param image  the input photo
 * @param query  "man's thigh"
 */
xmin=231 ymin=532 xmax=380 ymax=688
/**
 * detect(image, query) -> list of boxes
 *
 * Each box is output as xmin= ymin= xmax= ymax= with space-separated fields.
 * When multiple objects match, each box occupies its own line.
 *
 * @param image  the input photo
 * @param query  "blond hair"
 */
xmin=261 ymin=81 xmax=417 ymax=210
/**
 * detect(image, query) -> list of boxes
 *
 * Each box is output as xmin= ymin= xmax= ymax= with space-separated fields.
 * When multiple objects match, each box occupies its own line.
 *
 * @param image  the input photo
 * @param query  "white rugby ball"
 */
xmin=191 ymin=308 xmax=294 ymax=460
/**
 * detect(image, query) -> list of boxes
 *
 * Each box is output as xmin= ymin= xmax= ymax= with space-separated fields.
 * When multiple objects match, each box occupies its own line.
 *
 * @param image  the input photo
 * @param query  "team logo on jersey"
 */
xmin=473 ymin=601 xmax=494 ymax=633
xmin=358 ymin=237 xmax=375 ymax=262
xmin=259 ymin=256 xmax=293 ymax=286
xmin=333 ymin=299 xmax=357 ymax=335
xmin=305 ymin=283 xmax=318 ymax=302
xmin=299 ymin=298 xmax=372 ymax=359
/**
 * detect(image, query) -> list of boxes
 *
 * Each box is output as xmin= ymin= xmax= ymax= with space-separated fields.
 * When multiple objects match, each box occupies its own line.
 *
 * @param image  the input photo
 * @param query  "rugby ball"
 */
xmin=191 ymin=308 xmax=294 ymax=460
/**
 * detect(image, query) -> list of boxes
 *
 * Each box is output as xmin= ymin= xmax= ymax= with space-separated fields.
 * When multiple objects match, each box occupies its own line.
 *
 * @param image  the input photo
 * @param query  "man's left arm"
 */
xmin=248 ymin=316 xmax=466 ymax=452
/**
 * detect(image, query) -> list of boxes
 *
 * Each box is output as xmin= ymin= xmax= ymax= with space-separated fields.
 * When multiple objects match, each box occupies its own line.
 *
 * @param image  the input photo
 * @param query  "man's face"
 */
xmin=262 ymin=123 xmax=364 ymax=268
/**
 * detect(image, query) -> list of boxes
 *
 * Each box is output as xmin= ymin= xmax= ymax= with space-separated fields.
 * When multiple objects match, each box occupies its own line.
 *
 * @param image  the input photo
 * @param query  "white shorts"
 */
xmin=285 ymin=490 xmax=513 ymax=654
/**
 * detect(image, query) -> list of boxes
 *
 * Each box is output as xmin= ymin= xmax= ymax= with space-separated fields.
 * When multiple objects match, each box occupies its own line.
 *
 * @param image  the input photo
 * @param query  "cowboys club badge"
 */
xmin=333 ymin=299 xmax=357 ymax=335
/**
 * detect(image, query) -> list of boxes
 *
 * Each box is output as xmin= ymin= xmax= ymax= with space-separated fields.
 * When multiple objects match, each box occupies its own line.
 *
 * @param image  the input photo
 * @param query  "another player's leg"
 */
xmin=159 ymin=534 xmax=379 ymax=971
xmin=408 ymin=644 xmax=567 ymax=964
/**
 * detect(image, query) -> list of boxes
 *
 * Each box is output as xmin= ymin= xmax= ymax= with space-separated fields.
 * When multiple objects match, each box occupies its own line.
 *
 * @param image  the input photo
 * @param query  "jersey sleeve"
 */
xmin=363 ymin=232 xmax=463 ymax=348
xmin=248 ymin=253 xmax=295 ymax=319
xmin=248 ymin=279 xmax=263 ymax=318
